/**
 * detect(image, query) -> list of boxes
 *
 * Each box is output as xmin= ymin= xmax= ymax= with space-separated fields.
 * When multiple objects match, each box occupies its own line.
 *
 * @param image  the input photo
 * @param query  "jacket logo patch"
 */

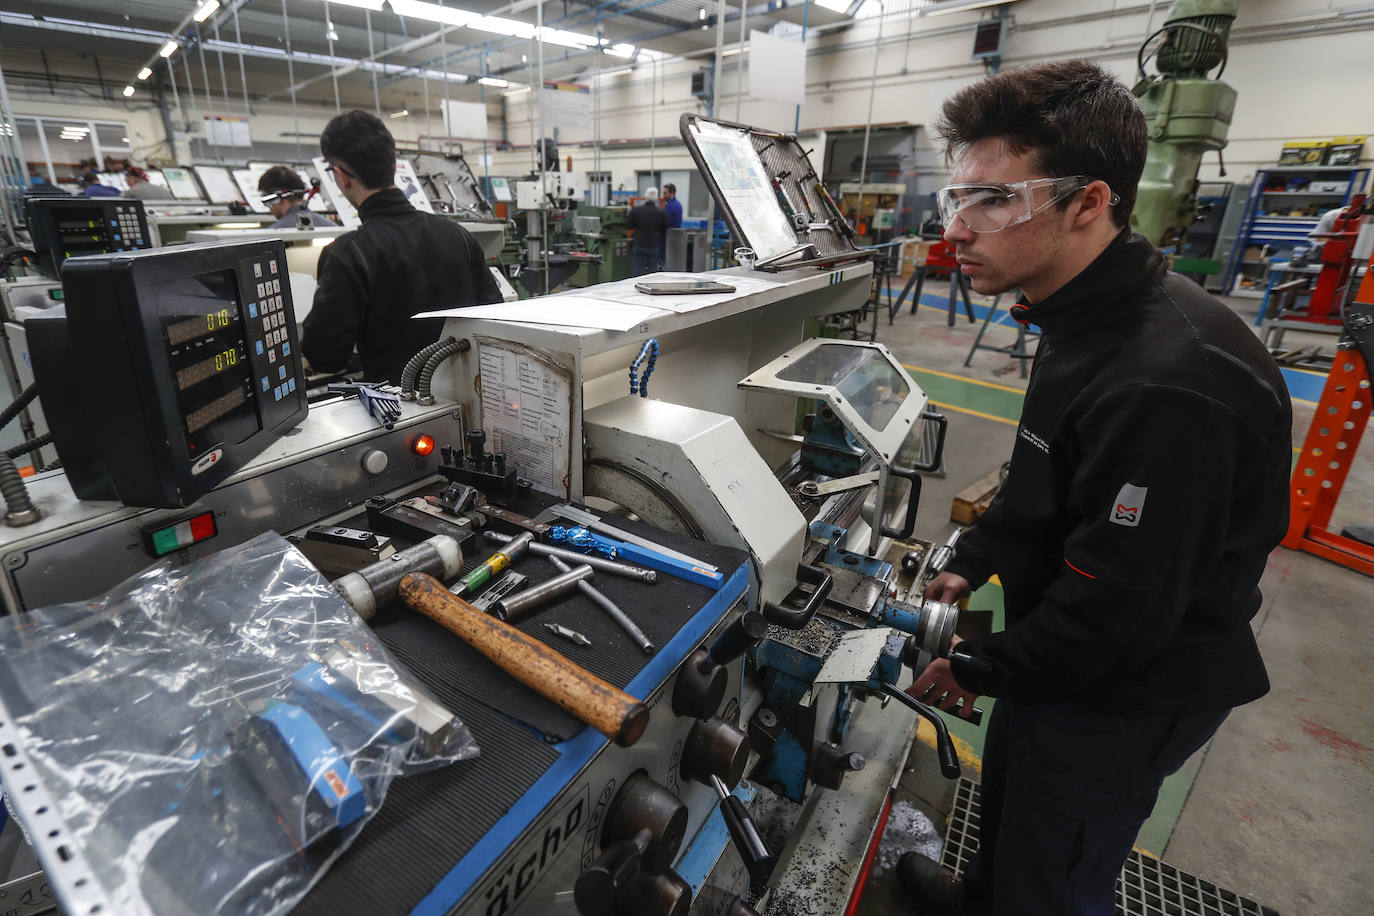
xmin=1110 ymin=483 xmax=1148 ymax=527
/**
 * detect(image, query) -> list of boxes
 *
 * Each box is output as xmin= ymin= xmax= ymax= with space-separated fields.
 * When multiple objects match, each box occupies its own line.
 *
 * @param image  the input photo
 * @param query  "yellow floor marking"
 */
xmin=901 ymin=363 xmax=1027 ymax=395
xmin=929 ymin=400 xmax=1020 ymax=427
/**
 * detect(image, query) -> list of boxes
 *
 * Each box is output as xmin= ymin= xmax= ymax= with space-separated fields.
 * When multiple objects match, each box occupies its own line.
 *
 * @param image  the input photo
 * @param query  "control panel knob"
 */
xmin=601 ymin=773 xmax=688 ymax=875
xmin=360 ymin=449 xmax=389 ymax=475
xmin=672 ymin=648 xmax=727 ymax=720
xmin=726 ymin=896 xmax=763 ymax=916
xmin=575 ymin=828 xmax=650 ymax=916
xmin=618 ymin=868 xmax=691 ymax=916
xmin=680 ymin=717 xmax=750 ymax=789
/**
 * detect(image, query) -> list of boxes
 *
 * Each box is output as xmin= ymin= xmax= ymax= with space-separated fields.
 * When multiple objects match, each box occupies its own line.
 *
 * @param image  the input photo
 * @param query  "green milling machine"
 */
xmin=1131 ymin=0 xmax=1239 ymax=260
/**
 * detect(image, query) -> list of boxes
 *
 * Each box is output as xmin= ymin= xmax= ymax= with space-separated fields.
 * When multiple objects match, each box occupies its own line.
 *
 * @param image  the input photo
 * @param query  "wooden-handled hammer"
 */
xmin=398 ymin=572 xmax=651 ymax=748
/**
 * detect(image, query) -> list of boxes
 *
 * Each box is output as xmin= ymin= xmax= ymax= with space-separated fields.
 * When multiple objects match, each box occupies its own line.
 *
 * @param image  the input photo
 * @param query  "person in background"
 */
xmin=123 ymin=167 xmax=173 ymax=202
xmin=257 ymin=166 xmax=340 ymax=230
xmin=897 ymin=59 xmax=1290 ymax=916
xmin=78 ymin=170 xmax=119 ymax=198
xmin=659 ymin=182 xmax=683 ymax=266
xmin=302 ymin=110 xmax=502 ymax=384
xmin=627 ymin=186 xmax=668 ymax=276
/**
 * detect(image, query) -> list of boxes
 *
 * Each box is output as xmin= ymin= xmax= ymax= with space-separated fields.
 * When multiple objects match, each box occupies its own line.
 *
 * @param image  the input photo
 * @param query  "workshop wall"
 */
xmin=495 ymin=0 xmax=1374 ymax=192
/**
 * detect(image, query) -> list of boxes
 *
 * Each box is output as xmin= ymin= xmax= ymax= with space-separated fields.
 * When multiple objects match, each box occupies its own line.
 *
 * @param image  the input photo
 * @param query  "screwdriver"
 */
xmin=450 ymin=531 xmax=534 ymax=597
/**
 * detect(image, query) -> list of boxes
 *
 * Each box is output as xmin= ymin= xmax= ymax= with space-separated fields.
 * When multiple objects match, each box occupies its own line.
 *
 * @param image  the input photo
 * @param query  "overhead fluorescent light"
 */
xmin=814 ymin=0 xmax=851 ymax=11
xmin=540 ymin=27 xmax=598 ymax=49
xmin=137 ymin=66 xmax=152 ymax=80
xmin=505 ymin=86 xmax=531 ymax=96
xmin=604 ymin=42 xmax=636 ymax=58
xmin=192 ymin=0 xmax=220 ymax=23
xmin=122 ymin=85 xmax=135 ymax=97
xmin=322 ymin=0 xmax=386 ymax=10
xmin=389 ymin=109 xmax=410 ymax=118
xmin=722 ymin=46 xmax=748 ymax=56
xmin=159 ymin=40 xmax=178 ymax=58
xmin=922 ymin=0 xmax=1016 ymax=17
xmin=478 ymin=76 xmax=509 ymax=88
xmin=470 ymin=15 xmax=532 ymax=39
xmin=392 ymin=1 xmax=477 ymax=28
xmin=597 ymin=67 xmax=634 ymax=79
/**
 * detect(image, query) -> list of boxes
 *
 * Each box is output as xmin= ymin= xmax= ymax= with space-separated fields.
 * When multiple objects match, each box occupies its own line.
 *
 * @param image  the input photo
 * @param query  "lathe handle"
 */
xmin=882 ymin=683 xmax=960 ymax=780
xmin=762 ymin=563 xmax=833 ymax=630
xmin=399 ymin=573 xmax=650 ymax=747
xmin=879 ymin=464 xmax=923 ymax=541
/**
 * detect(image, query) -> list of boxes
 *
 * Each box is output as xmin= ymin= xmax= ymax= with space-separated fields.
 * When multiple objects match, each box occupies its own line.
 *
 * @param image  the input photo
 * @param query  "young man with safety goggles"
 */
xmin=897 ymin=60 xmax=1291 ymax=916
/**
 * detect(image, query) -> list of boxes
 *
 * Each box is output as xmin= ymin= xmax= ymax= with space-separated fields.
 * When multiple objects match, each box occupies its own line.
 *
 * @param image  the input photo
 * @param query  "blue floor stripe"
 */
xmin=878 ymin=285 xmax=1329 ymax=404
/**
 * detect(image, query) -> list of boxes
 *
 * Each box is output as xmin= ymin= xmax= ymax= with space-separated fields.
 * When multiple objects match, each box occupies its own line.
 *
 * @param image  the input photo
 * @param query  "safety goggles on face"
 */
xmin=259 ymin=188 xmax=304 ymax=206
xmin=936 ymin=176 xmax=1120 ymax=233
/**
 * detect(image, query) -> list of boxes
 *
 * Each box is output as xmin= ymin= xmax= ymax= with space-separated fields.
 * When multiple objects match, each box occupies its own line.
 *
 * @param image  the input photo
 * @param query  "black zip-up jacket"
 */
xmin=946 ymin=231 xmax=1291 ymax=716
xmin=302 ymin=188 xmax=503 ymax=383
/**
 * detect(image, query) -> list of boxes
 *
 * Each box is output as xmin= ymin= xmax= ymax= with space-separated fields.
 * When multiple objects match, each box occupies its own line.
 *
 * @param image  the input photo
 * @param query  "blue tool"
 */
xmin=257 ymin=702 xmax=367 ymax=829
xmin=550 ymin=524 xmax=724 ymax=589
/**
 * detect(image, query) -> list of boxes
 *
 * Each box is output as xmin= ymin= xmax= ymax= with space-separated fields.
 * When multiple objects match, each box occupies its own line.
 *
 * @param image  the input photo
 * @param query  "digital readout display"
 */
xmin=175 ymin=346 xmax=244 ymax=392
xmin=55 ymin=211 xmax=117 ymax=260
xmin=158 ymin=269 xmax=261 ymax=457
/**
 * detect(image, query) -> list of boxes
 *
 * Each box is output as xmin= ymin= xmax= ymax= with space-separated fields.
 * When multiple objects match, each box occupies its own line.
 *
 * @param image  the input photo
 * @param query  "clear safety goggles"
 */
xmin=936 ymin=176 xmax=1119 ymax=233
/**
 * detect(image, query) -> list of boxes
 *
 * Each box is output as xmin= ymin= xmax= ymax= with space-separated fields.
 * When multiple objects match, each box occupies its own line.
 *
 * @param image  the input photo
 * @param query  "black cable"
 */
xmin=1 ymin=248 xmax=38 ymax=280
xmin=400 ymin=337 xmax=454 ymax=397
xmin=417 ymin=338 xmax=470 ymax=404
xmin=0 ymin=383 xmax=39 ymax=433
xmin=5 ymin=432 xmax=53 ymax=462
xmin=0 ymin=451 xmax=37 ymax=524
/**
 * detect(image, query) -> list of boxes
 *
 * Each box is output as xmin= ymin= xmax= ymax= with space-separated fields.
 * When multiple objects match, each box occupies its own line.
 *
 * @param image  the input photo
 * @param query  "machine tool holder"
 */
xmin=679 ymin=114 xmax=869 ymax=272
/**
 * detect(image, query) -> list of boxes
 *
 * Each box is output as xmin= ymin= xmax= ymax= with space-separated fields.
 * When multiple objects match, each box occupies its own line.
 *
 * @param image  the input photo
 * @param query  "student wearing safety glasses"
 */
xmin=897 ymin=61 xmax=1291 ymax=916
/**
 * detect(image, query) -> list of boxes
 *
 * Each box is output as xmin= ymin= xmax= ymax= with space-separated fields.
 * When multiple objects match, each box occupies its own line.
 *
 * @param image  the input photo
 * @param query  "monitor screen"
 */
xmin=162 ymin=167 xmax=204 ymax=200
xmin=232 ymin=168 xmax=272 ymax=214
xmin=194 ymin=166 xmax=245 ymax=205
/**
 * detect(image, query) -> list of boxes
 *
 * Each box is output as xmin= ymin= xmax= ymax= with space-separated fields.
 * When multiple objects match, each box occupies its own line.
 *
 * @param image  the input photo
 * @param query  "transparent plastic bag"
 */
xmin=0 ymin=531 xmax=478 ymax=916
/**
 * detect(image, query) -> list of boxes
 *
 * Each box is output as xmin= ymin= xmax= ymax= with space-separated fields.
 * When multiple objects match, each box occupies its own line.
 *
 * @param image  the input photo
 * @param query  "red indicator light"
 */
xmin=411 ymin=434 xmax=436 ymax=456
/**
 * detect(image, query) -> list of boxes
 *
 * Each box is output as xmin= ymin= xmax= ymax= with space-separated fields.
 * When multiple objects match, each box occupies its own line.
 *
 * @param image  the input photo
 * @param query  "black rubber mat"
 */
xmin=294 ymin=698 xmax=556 ymax=915
xmin=940 ymin=777 xmax=1280 ymax=916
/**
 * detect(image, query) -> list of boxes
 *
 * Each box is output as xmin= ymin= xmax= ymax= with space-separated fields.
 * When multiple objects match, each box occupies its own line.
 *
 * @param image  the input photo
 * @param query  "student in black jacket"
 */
xmin=302 ymin=110 xmax=502 ymax=383
xmin=897 ymin=61 xmax=1291 ymax=916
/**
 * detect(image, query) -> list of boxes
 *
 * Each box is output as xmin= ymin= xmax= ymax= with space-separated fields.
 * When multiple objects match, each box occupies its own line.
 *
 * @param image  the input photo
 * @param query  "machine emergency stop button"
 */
xmin=361 ymin=449 xmax=389 ymax=475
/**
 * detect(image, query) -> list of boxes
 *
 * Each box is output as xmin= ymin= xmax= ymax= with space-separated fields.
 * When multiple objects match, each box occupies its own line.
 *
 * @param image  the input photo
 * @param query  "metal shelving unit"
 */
xmin=1222 ymin=164 xmax=1370 ymax=295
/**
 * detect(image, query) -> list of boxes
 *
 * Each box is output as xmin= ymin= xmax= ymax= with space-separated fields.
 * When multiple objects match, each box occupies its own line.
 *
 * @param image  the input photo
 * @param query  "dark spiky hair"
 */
xmin=934 ymin=60 xmax=1146 ymax=228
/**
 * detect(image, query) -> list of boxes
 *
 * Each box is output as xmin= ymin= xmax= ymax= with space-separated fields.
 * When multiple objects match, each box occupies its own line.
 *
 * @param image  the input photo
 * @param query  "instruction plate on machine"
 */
xmin=476 ymin=338 xmax=573 ymax=495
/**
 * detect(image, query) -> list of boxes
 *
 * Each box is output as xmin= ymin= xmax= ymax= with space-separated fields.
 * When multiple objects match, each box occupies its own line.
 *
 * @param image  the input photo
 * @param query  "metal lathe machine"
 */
xmin=0 ymin=123 xmax=965 ymax=916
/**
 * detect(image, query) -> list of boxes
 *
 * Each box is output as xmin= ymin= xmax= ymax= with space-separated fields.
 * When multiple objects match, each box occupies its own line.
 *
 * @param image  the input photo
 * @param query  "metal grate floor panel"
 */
xmin=940 ymin=777 xmax=1279 ymax=916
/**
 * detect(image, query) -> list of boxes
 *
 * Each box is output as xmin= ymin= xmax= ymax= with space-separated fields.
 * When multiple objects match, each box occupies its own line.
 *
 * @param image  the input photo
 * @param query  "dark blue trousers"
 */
xmin=963 ymin=698 xmax=1227 ymax=916
xmin=631 ymin=247 xmax=659 ymax=276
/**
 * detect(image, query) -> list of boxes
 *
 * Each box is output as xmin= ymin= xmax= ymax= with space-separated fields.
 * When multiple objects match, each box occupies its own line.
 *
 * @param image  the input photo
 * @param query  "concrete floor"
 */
xmin=849 ymin=282 xmax=1374 ymax=916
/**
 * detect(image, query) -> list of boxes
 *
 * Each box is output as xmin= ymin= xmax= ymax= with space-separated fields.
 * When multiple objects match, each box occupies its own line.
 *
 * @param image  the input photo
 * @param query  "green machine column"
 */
xmin=1131 ymin=0 xmax=1239 ymax=248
